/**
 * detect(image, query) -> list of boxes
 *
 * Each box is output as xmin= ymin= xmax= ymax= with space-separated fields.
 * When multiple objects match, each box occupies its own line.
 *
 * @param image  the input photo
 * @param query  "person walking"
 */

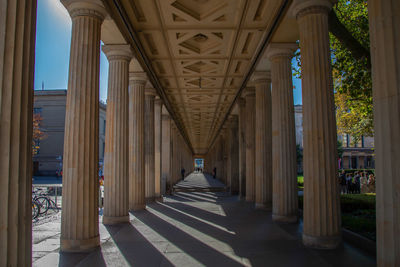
xmin=339 ymin=170 xmax=347 ymax=194
xmin=212 ymin=167 xmax=217 ymax=179
xmin=181 ymin=168 xmax=185 ymax=180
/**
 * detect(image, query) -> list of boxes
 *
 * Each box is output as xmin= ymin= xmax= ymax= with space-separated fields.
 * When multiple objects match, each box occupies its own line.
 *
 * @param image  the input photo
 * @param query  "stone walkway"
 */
xmin=33 ymin=173 xmax=376 ymax=267
xmin=174 ymin=172 xmax=226 ymax=191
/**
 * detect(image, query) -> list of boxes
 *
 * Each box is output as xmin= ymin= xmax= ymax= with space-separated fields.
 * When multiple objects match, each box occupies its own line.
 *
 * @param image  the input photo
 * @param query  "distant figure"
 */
xmin=181 ymin=168 xmax=185 ymax=180
xmin=212 ymin=167 xmax=216 ymax=179
xmin=339 ymin=170 xmax=346 ymax=194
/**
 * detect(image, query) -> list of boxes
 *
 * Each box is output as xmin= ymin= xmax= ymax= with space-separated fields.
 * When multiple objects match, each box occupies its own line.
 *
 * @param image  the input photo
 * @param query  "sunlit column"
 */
xmin=368 ymin=0 xmax=400 ymax=264
xmin=154 ymin=98 xmax=163 ymax=200
xmin=0 ymin=0 xmax=36 ymax=264
xmin=267 ymin=43 xmax=298 ymax=223
xmin=60 ymin=0 xmax=106 ymax=252
xmin=161 ymin=109 xmax=171 ymax=193
xmin=145 ymin=87 xmax=157 ymax=202
xmin=129 ymin=72 xmax=147 ymax=211
xmin=293 ymin=0 xmax=341 ymax=249
xmin=254 ymin=72 xmax=272 ymax=210
xmin=102 ymin=44 xmax=132 ymax=224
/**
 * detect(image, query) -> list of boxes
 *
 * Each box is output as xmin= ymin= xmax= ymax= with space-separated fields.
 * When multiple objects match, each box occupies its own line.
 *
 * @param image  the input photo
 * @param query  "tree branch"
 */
xmin=328 ymin=9 xmax=371 ymax=69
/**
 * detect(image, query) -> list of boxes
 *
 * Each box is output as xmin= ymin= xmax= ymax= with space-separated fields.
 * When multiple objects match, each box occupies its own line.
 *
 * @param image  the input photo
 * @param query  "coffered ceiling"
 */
xmin=103 ymin=0 xmax=289 ymax=154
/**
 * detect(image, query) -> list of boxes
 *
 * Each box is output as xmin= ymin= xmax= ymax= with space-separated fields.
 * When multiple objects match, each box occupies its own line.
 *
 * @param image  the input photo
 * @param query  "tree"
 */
xmin=294 ymin=0 xmax=373 ymax=144
xmin=32 ymin=113 xmax=46 ymax=155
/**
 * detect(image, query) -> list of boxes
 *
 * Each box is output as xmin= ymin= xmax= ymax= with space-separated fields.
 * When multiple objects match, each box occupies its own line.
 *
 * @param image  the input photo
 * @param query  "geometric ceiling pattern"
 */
xmin=118 ymin=0 xmax=285 ymax=154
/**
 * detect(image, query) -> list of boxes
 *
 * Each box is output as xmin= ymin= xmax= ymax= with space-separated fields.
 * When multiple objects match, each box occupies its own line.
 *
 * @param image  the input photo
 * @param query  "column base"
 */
xmin=302 ymin=233 xmax=341 ymax=249
xmin=255 ymin=202 xmax=272 ymax=211
xmin=245 ymin=197 xmax=254 ymax=202
xmin=130 ymin=204 xmax=146 ymax=211
xmin=103 ymin=215 xmax=130 ymax=225
xmin=146 ymin=197 xmax=155 ymax=203
xmin=155 ymin=196 xmax=164 ymax=202
xmin=272 ymin=214 xmax=298 ymax=223
xmin=60 ymin=235 xmax=100 ymax=252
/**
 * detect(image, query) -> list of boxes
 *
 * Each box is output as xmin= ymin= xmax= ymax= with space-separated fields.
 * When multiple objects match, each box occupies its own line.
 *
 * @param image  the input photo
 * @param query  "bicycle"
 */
xmin=32 ymin=200 xmax=40 ymax=220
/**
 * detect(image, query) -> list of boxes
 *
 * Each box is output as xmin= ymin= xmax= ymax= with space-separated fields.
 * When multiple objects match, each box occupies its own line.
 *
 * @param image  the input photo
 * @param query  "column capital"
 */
xmin=266 ymin=43 xmax=298 ymax=61
xmin=291 ymin=0 xmax=335 ymax=19
xmin=242 ymin=87 xmax=255 ymax=98
xmin=145 ymin=87 xmax=158 ymax=97
xmin=236 ymin=97 xmax=245 ymax=108
xmin=154 ymin=98 xmax=163 ymax=105
xmin=252 ymin=71 xmax=271 ymax=84
xmin=102 ymin=44 xmax=133 ymax=62
xmin=61 ymin=0 xmax=107 ymax=20
xmin=129 ymin=72 xmax=147 ymax=85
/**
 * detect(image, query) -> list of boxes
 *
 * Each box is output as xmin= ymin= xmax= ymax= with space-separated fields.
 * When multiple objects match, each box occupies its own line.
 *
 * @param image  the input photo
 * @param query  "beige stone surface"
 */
xmin=244 ymin=88 xmax=256 ymax=202
xmin=102 ymin=44 xmax=132 ymax=225
xmin=294 ymin=1 xmax=341 ymax=249
xmin=268 ymin=43 xmax=298 ymax=223
xmin=227 ymin=116 xmax=239 ymax=194
xmin=368 ymin=0 xmax=400 ymax=265
xmin=254 ymin=72 xmax=272 ymax=210
xmin=129 ymin=72 xmax=146 ymax=211
xmin=238 ymin=98 xmax=246 ymax=199
xmin=154 ymin=99 xmax=163 ymax=198
xmin=145 ymin=88 xmax=156 ymax=202
xmin=60 ymin=0 xmax=106 ymax=252
xmin=161 ymin=111 xmax=171 ymax=194
xmin=0 ymin=0 xmax=36 ymax=265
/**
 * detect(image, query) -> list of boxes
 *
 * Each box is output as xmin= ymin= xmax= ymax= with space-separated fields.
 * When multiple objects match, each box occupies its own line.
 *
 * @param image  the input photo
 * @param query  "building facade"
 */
xmin=33 ymin=90 xmax=106 ymax=176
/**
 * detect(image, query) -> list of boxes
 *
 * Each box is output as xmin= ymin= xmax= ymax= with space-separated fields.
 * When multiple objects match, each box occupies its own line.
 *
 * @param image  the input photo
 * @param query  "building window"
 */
xmin=361 ymin=136 xmax=365 ymax=148
xmin=33 ymin=107 xmax=42 ymax=114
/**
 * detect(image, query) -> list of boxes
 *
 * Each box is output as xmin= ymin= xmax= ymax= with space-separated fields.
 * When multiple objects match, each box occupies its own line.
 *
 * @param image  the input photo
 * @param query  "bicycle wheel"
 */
xmin=32 ymin=201 xmax=40 ymax=219
xmin=35 ymin=196 xmax=50 ymax=215
xmin=48 ymin=199 xmax=60 ymax=212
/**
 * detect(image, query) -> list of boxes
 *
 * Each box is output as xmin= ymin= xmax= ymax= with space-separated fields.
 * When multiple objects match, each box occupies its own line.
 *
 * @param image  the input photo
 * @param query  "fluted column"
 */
xmin=161 ymin=109 xmax=171 ymax=193
xmin=244 ymin=88 xmax=256 ymax=202
xmin=368 ymin=0 xmax=400 ymax=265
xmin=0 ymin=0 xmax=36 ymax=265
xmin=267 ymin=43 xmax=298 ymax=223
xmin=154 ymin=99 xmax=163 ymax=200
xmin=293 ymin=0 xmax=341 ymax=249
xmin=60 ymin=0 xmax=106 ymax=252
xmin=254 ymin=72 xmax=272 ymax=210
xmin=102 ymin=45 xmax=132 ymax=225
xmin=145 ymin=87 xmax=157 ymax=202
xmin=238 ymin=98 xmax=246 ymax=199
xmin=228 ymin=116 xmax=239 ymax=194
xmin=129 ymin=72 xmax=147 ymax=211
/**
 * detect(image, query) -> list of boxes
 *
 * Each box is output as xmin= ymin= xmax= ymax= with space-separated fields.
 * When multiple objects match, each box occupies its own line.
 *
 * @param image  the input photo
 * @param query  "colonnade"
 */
xmin=0 ymin=0 xmax=399 ymax=265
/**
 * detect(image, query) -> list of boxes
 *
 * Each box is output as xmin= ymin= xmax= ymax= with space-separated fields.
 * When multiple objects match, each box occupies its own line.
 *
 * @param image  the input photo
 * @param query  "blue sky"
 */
xmin=34 ymin=0 xmax=302 ymax=105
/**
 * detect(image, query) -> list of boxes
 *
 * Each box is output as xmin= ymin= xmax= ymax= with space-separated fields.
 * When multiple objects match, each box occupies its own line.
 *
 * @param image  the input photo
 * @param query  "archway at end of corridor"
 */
xmin=194 ymin=158 xmax=204 ymax=173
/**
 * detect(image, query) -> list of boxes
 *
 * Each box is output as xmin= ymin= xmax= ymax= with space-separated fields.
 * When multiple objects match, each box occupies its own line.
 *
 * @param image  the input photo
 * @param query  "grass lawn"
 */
xmin=299 ymin=193 xmax=376 ymax=241
xmin=297 ymin=175 xmax=304 ymax=190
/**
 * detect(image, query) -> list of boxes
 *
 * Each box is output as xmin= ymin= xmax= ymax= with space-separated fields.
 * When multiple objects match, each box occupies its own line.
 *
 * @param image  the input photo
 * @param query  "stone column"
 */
xmin=228 ymin=116 xmax=239 ymax=194
xmin=244 ymin=88 xmax=256 ymax=202
xmin=0 ymin=0 xmax=36 ymax=264
xmin=293 ymin=0 xmax=341 ymax=249
xmin=254 ymin=72 xmax=272 ymax=210
xmin=267 ymin=43 xmax=298 ymax=223
xmin=238 ymin=98 xmax=246 ymax=199
xmin=154 ymin=99 xmax=163 ymax=200
xmin=161 ymin=109 xmax=171 ymax=194
xmin=129 ymin=72 xmax=147 ymax=211
xmin=368 ymin=0 xmax=400 ymax=265
xmin=60 ymin=0 xmax=106 ymax=252
xmin=145 ymin=87 xmax=156 ymax=202
xmin=102 ymin=44 xmax=132 ymax=224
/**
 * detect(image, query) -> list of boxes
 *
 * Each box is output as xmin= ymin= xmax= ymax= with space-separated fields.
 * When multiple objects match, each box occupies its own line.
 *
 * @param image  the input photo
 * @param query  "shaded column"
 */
xmin=244 ymin=88 xmax=256 ymax=202
xmin=254 ymin=72 xmax=272 ymax=210
xmin=60 ymin=0 xmax=106 ymax=252
xmin=161 ymin=109 xmax=171 ymax=194
xmin=368 ymin=0 xmax=400 ymax=264
xmin=102 ymin=45 xmax=132 ymax=224
xmin=293 ymin=0 xmax=341 ymax=249
xmin=145 ymin=87 xmax=157 ymax=202
xmin=238 ymin=98 xmax=246 ymax=199
xmin=154 ymin=98 xmax=163 ymax=200
xmin=267 ymin=43 xmax=298 ymax=223
xmin=228 ymin=116 xmax=239 ymax=194
xmin=0 ymin=0 xmax=36 ymax=264
xmin=129 ymin=72 xmax=147 ymax=211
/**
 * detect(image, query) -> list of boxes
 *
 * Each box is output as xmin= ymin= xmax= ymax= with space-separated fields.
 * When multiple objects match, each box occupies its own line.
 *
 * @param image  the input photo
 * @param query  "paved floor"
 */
xmin=33 ymin=173 xmax=376 ymax=267
xmin=174 ymin=172 xmax=226 ymax=191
